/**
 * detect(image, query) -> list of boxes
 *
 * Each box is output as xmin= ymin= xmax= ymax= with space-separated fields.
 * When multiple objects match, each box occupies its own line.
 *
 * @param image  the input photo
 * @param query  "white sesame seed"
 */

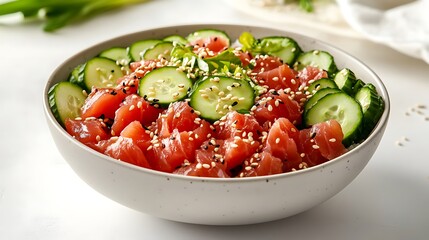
xmin=329 ymin=138 xmax=337 ymax=142
xmin=275 ymin=138 xmax=281 ymax=144
xmin=196 ymin=163 xmax=202 ymax=169
xmin=312 ymin=145 xmax=320 ymax=149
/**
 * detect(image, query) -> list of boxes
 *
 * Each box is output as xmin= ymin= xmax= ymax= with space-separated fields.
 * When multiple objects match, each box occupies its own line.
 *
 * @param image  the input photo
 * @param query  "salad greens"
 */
xmin=0 ymin=0 xmax=150 ymax=32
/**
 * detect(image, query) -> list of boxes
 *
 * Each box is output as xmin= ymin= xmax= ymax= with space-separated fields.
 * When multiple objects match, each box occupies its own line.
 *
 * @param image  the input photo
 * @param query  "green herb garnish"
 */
xmin=0 ymin=0 xmax=150 ymax=32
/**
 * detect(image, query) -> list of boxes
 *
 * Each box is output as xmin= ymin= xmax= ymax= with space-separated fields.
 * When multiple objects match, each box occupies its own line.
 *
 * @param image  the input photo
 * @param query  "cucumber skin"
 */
xmin=48 ymin=81 xmax=86 ymax=127
xmin=333 ymin=68 xmax=357 ymax=96
xmin=68 ymin=64 xmax=86 ymax=90
xmin=355 ymin=86 xmax=384 ymax=139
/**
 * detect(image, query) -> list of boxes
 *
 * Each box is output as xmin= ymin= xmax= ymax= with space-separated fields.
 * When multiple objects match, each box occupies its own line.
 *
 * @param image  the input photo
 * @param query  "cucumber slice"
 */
xmin=190 ymin=76 xmax=255 ymax=121
xmin=143 ymin=41 xmax=174 ymax=61
xmin=68 ymin=63 xmax=84 ymax=88
xmin=355 ymin=85 xmax=384 ymax=139
xmin=79 ymin=57 xmax=124 ymax=90
xmin=163 ymin=35 xmax=188 ymax=45
xmin=333 ymin=68 xmax=357 ymax=96
xmin=99 ymin=47 xmax=131 ymax=66
xmin=186 ymin=29 xmax=231 ymax=47
xmin=306 ymin=78 xmax=338 ymax=94
xmin=296 ymin=50 xmax=338 ymax=75
xmin=128 ymin=39 xmax=162 ymax=61
xmin=48 ymin=82 xmax=86 ymax=126
xmin=351 ymin=79 xmax=365 ymax=95
xmin=304 ymin=88 xmax=341 ymax=113
xmin=304 ymin=92 xmax=363 ymax=146
xmin=138 ymin=66 xmax=192 ymax=107
xmin=259 ymin=36 xmax=302 ymax=65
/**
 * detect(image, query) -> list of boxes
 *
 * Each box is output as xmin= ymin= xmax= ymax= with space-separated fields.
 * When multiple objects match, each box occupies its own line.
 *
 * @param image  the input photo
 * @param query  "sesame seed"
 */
xmin=267 ymin=105 xmax=273 ymax=112
xmin=202 ymin=163 xmax=211 ymax=169
xmin=196 ymin=163 xmax=202 ymax=169
xmin=275 ymin=138 xmax=281 ymax=144
xmin=245 ymin=166 xmax=252 ymax=171
xmin=300 ymin=153 xmax=306 ymax=157
xmin=251 ymin=162 xmax=259 ymax=167
xmin=312 ymin=145 xmax=320 ymax=149
xmin=329 ymin=138 xmax=337 ymax=142
xmin=129 ymin=105 xmax=135 ymax=111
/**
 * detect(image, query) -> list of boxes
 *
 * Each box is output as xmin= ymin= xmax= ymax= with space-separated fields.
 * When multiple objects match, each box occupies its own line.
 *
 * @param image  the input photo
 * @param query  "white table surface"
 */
xmin=1 ymin=0 xmax=428 ymax=239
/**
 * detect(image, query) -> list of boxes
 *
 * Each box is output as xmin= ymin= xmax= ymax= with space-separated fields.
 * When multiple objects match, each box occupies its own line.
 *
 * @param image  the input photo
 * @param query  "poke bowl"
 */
xmin=43 ymin=24 xmax=389 ymax=225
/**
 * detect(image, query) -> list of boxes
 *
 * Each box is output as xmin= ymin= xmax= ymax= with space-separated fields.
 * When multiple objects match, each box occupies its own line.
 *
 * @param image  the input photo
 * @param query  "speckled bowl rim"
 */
xmin=43 ymin=23 xmax=390 ymax=183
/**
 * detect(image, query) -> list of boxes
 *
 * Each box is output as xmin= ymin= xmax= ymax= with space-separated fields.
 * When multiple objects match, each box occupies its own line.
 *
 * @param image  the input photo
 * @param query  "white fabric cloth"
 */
xmin=337 ymin=0 xmax=429 ymax=63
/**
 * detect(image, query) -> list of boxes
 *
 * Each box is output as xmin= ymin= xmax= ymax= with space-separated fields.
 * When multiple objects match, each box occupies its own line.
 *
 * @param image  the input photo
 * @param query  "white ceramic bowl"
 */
xmin=43 ymin=24 xmax=390 ymax=225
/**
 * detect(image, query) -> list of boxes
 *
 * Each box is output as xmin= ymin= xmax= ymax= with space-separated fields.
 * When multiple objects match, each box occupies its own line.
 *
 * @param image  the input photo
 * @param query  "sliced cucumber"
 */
xmin=79 ymin=57 xmax=124 ymax=90
xmin=296 ymin=50 xmax=337 ymax=75
xmin=304 ymin=92 xmax=363 ymax=146
xmin=333 ymin=68 xmax=357 ymax=96
xmin=138 ymin=66 xmax=192 ymax=107
xmin=128 ymin=39 xmax=162 ymax=61
xmin=259 ymin=36 xmax=302 ymax=65
xmin=99 ymin=47 xmax=131 ymax=65
xmin=186 ymin=29 xmax=231 ymax=47
xmin=163 ymin=35 xmax=188 ymax=45
xmin=48 ymin=82 xmax=86 ymax=126
xmin=304 ymin=88 xmax=341 ymax=113
xmin=351 ymin=79 xmax=365 ymax=96
xmin=355 ymin=85 xmax=384 ymax=139
xmin=190 ymin=76 xmax=255 ymax=121
xmin=143 ymin=41 xmax=174 ymax=61
xmin=306 ymin=78 xmax=338 ymax=94
xmin=68 ymin=63 xmax=84 ymax=88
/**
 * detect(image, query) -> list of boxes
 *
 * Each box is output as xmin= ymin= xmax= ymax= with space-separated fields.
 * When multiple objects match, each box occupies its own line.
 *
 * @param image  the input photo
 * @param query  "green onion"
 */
xmin=0 ymin=0 xmax=150 ymax=32
xmin=299 ymin=0 xmax=314 ymax=12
